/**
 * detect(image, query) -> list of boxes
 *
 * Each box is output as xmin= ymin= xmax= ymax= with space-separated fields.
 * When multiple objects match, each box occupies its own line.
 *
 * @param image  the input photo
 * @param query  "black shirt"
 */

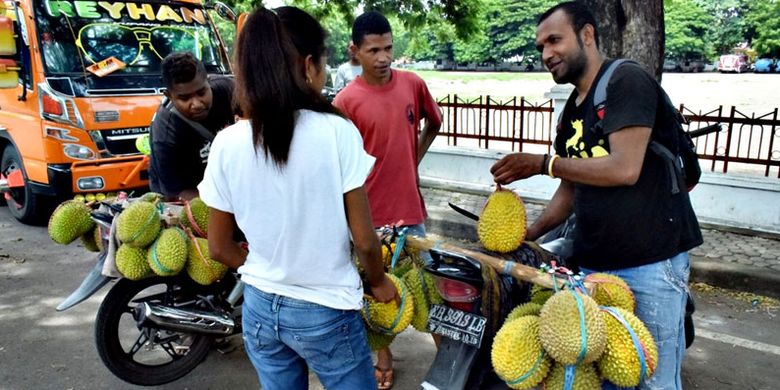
xmin=149 ymin=76 xmax=235 ymax=197
xmin=554 ymin=60 xmax=703 ymax=271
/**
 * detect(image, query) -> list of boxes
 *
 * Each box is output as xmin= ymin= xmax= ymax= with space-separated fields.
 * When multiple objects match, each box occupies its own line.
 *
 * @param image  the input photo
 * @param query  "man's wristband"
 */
xmin=540 ymin=154 xmax=549 ymax=175
xmin=548 ymin=155 xmax=560 ymax=178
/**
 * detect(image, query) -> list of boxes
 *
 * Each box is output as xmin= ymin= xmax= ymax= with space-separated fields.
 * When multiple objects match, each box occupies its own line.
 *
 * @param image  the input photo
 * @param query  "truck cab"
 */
xmin=0 ymin=0 xmax=233 ymax=223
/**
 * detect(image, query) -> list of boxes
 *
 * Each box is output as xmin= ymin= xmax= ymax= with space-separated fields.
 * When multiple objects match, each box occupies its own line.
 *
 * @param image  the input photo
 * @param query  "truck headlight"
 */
xmin=77 ymin=177 xmax=104 ymax=191
xmin=63 ymin=144 xmax=96 ymax=160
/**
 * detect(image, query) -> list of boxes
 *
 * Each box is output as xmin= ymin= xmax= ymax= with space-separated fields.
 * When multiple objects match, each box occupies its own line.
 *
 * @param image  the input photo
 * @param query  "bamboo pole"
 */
xmin=405 ymin=235 xmax=592 ymax=292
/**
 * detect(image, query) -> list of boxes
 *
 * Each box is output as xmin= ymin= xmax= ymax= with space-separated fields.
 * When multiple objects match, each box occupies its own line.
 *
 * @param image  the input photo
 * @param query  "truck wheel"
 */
xmin=1 ymin=144 xmax=47 ymax=224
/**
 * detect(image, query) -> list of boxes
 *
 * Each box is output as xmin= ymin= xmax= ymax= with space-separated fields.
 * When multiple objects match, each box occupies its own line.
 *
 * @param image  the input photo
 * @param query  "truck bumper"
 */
xmin=32 ymin=156 xmax=149 ymax=198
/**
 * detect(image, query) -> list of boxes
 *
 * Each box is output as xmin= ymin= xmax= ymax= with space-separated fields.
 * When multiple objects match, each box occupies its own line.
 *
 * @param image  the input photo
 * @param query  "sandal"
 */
xmin=374 ymin=365 xmax=394 ymax=390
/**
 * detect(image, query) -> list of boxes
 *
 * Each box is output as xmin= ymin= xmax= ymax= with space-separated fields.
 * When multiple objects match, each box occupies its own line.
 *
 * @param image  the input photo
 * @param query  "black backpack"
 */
xmin=592 ymin=59 xmax=701 ymax=193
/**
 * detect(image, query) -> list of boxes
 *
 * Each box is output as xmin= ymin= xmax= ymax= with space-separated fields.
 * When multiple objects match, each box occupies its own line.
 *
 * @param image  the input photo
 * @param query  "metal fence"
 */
xmin=435 ymin=95 xmax=780 ymax=178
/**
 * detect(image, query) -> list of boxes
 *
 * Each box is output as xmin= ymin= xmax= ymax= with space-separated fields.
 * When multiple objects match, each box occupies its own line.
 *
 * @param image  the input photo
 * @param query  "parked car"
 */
xmin=663 ymin=58 xmax=706 ymax=73
xmin=754 ymin=58 xmax=775 ymax=73
xmin=718 ymin=54 xmax=750 ymax=73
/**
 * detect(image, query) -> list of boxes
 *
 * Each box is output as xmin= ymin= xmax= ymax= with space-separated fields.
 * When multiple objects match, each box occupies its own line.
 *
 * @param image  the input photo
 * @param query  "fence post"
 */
xmin=453 ymin=94 xmax=458 ymax=147
xmin=724 ymin=106 xmax=736 ymax=174
xmin=484 ymin=95 xmax=490 ymax=150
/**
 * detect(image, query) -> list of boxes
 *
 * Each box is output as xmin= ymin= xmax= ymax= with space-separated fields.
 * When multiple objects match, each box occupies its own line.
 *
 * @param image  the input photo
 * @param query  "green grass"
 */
xmin=409 ymin=70 xmax=552 ymax=82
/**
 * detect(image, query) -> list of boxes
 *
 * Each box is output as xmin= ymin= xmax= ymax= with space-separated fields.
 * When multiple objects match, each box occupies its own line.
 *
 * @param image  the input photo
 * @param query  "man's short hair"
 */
xmin=351 ymin=10 xmax=392 ymax=46
xmin=161 ymin=52 xmax=206 ymax=89
xmin=538 ymin=2 xmax=600 ymax=48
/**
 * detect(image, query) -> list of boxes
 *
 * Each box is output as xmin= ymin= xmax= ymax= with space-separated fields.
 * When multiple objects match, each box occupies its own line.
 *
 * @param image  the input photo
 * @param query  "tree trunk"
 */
xmin=579 ymin=0 xmax=665 ymax=82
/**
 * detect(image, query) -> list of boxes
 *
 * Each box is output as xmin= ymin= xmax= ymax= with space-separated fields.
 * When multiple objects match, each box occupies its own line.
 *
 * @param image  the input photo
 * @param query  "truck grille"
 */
xmin=97 ymin=127 xmax=149 ymax=156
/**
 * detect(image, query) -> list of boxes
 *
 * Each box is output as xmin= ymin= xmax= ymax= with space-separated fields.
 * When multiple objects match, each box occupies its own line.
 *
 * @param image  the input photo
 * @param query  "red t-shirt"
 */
xmin=334 ymin=70 xmax=442 ymax=227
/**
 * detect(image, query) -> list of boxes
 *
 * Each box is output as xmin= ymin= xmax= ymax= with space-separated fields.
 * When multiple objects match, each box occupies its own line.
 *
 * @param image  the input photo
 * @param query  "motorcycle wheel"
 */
xmin=95 ymin=276 xmax=213 ymax=386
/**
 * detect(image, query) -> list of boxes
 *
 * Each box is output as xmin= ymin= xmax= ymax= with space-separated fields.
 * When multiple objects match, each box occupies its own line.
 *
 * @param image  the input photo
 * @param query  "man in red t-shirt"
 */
xmin=333 ymin=10 xmax=442 ymax=390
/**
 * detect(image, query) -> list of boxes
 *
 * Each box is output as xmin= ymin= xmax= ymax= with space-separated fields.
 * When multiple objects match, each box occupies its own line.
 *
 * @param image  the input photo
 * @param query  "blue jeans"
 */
xmin=581 ymin=252 xmax=690 ymax=390
xmin=242 ymin=285 xmax=376 ymax=390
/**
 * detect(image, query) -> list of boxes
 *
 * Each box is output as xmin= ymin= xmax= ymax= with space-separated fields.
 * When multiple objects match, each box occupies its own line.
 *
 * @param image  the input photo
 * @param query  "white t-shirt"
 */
xmin=334 ymin=62 xmax=363 ymax=90
xmin=198 ymin=110 xmax=375 ymax=310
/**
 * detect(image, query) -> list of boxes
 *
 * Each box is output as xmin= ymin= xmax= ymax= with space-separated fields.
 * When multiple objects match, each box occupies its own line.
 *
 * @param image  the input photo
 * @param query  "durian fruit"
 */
xmin=148 ymin=227 xmax=188 ymax=276
xmin=539 ymin=290 xmax=606 ymax=365
xmin=115 ymin=245 xmax=152 ymax=281
xmin=584 ymin=273 xmax=636 ymax=312
xmin=116 ymin=201 xmax=161 ymax=248
xmin=477 ymin=188 xmax=527 ymax=253
xmin=139 ymin=191 xmax=164 ymax=203
xmin=366 ymin=328 xmax=395 ymax=351
xmin=381 ymin=243 xmax=396 ymax=267
xmin=506 ymin=302 xmax=543 ymax=323
xmin=180 ymin=197 xmax=209 ymax=237
xmin=530 ymin=285 xmax=554 ymax=305
xmin=186 ymin=237 xmax=228 ymax=285
xmin=80 ymin=226 xmax=102 ymax=252
xmin=402 ymin=267 xmax=443 ymax=332
xmin=362 ymin=273 xmax=414 ymax=335
xmin=48 ymin=200 xmax=95 ymax=245
xmin=598 ymin=307 xmax=658 ymax=387
xmin=543 ymin=362 xmax=602 ymax=390
xmin=492 ymin=316 xmax=551 ymax=389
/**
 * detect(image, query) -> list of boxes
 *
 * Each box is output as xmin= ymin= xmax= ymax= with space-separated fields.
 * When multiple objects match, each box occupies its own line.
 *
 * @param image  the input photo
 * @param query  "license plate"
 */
xmin=427 ymin=304 xmax=487 ymax=348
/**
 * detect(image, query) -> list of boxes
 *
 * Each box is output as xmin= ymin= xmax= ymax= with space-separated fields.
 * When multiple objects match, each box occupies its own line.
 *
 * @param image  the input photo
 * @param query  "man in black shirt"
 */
xmin=149 ymin=52 xmax=235 ymax=201
xmin=489 ymin=3 xmax=702 ymax=389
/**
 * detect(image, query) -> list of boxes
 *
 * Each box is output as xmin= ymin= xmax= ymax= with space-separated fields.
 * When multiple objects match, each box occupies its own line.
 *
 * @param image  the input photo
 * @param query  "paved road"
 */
xmin=0 ymin=207 xmax=778 ymax=389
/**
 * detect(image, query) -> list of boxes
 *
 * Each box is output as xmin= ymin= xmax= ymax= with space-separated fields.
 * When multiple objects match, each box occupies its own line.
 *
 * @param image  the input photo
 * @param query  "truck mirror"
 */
xmin=0 ymin=16 xmax=15 ymax=56
xmin=212 ymin=2 xmax=236 ymax=22
xmin=0 ymin=58 xmax=18 ymax=88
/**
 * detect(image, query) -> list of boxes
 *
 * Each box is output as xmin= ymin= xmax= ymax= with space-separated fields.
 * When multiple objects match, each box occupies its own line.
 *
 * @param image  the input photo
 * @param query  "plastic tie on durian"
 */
xmin=506 ymin=350 xmax=546 ymax=386
xmin=390 ymin=227 xmax=408 ymax=271
xmin=602 ymin=306 xmax=653 ymax=384
xmin=501 ymin=260 xmax=516 ymax=275
xmin=127 ymin=203 xmax=160 ymax=244
xmin=149 ymin=239 xmax=173 ymax=275
xmin=362 ymin=285 xmax=409 ymax=335
xmin=184 ymin=200 xmax=207 ymax=238
xmin=563 ymin=364 xmax=577 ymax=390
xmin=183 ymin=226 xmax=218 ymax=282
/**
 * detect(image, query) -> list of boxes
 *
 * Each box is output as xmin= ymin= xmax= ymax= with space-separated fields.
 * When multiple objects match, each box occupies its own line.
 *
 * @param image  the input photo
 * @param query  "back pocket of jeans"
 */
xmin=294 ymin=321 xmax=355 ymax=371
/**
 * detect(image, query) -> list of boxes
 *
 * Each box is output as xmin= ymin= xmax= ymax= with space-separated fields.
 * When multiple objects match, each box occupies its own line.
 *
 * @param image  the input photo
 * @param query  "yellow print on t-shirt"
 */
xmin=564 ymin=119 xmax=609 ymax=158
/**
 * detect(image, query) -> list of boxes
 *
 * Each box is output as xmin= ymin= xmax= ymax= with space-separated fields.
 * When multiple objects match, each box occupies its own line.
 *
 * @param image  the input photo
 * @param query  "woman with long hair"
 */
xmin=198 ymin=6 xmax=396 ymax=389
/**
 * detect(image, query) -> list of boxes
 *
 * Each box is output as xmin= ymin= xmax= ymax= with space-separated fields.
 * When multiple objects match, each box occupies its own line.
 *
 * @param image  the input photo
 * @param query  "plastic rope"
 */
xmin=502 ymin=260 xmax=516 ymax=275
xmin=127 ymin=206 xmax=159 ymax=243
xmin=183 ymin=226 xmax=217 ymax=282
xmin=572 ymin=291 xmax=589 ymax=364
xmin=185 ymin=200 xmax=207 ymax=238
xmin=507 ymin=350 xmax=546 ymax=385
xmin=563 ymin=364 xmax=577 ymax=390
xmin=149 ymin=239 xmax=173 ymax=274
xmin=363 ymin=285 xmax=408 ymax=335
xmin=603 ymin=306 xmax=651 ymax=383
xmin=390 ymin=227 xmax=408 ymax=271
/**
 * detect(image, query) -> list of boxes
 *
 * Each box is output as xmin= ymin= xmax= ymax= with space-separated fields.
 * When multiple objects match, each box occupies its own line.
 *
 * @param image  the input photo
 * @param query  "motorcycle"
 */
xmin=57 ymin=201 xmax=245 ymax=386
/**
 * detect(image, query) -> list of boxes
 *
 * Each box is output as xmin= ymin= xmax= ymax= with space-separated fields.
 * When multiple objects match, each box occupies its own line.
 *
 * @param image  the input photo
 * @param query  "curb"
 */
xmin=425 ymin=209 xmax=780 ymax=300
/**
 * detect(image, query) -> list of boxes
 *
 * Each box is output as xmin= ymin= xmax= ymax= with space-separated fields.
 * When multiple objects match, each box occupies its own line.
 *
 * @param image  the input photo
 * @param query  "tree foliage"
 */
xmin=664 ymin=0 xmax=713 ymax=59
xmin=744 ymin=1 xmax=780 ymax=57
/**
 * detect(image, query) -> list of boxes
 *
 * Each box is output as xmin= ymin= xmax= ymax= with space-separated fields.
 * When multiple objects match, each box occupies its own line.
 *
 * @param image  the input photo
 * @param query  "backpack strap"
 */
xmin=163 ymin=98 xmax=216 ymax=142
xmin=592 ymin=59 xmax=683 ymax=195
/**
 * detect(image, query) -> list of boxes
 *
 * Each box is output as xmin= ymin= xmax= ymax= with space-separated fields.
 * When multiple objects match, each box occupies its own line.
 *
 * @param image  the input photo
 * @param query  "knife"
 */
xmin=448 ymin=202 xmax=479 ymax=221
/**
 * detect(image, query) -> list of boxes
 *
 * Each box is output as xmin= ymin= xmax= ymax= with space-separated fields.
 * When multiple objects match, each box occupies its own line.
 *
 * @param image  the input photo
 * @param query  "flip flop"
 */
xmin=374 ymin=365 xmax=394 ymax=390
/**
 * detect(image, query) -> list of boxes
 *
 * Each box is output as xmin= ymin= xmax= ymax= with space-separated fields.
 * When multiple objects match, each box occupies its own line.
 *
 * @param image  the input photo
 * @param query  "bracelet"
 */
xmin=539 ymin=154 xmax=549 ymax=175
xmin=547 ymin=155 xmax=560 ymax=178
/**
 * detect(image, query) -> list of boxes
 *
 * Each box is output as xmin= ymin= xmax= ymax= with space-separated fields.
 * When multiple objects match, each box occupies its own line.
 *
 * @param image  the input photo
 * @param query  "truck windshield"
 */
xmin=33 ymin=0 xmax=228 ymax=75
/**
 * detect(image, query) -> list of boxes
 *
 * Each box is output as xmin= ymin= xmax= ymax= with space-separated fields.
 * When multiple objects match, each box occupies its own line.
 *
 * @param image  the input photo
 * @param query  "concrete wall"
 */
xmin=419 ymin=146 xmax=780 ymax=235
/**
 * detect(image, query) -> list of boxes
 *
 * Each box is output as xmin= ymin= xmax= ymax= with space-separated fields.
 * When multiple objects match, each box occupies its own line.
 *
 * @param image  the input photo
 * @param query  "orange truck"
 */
xmin=0 ymin=0 xmax=235 ymax=223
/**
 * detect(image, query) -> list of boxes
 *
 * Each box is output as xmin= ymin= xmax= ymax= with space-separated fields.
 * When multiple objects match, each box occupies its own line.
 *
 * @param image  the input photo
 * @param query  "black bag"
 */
xmin=592 ymin=59 xmax=701 ymax=193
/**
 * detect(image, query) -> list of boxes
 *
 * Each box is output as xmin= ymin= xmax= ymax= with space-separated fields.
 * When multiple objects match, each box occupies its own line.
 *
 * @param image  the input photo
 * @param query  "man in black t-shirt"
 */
xmin=149 ymin=52 xmax=235 ymax=201
xmin=489 ymin=3 xmax=702 ymax=389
